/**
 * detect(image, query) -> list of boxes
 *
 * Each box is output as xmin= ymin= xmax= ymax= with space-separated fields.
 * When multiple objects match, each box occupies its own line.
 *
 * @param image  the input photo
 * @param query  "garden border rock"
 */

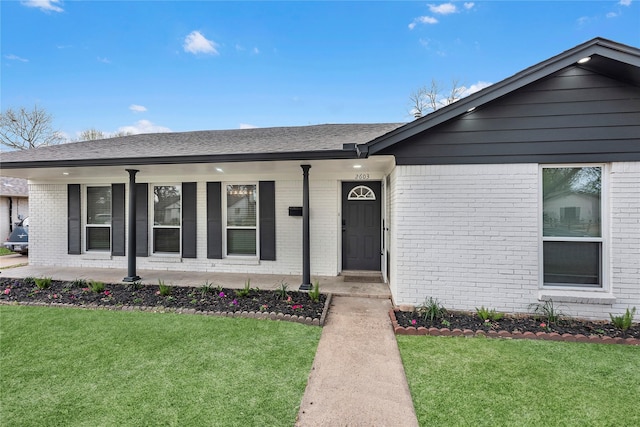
xmin=389 ymin=310 xmax=640 ymax=346
xmin=0 ymin=293 xmax=332 ymax=327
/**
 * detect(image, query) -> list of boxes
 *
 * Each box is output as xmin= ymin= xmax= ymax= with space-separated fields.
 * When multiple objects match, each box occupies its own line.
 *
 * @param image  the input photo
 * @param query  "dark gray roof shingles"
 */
xmin=1 ymin=123 xmax=404 ymax=165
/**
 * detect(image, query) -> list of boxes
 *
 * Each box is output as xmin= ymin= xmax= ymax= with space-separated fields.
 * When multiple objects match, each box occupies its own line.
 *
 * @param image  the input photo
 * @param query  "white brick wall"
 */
xmin=390 ymin=162 xmax=640 ymax=321
xmin=28 ymin=178 xmax=340 ymax=278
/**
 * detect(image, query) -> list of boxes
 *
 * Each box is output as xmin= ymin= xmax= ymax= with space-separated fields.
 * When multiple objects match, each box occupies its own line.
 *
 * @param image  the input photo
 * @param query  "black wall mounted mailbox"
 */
xmin=289 ymin=206 xmax=303 ymax=216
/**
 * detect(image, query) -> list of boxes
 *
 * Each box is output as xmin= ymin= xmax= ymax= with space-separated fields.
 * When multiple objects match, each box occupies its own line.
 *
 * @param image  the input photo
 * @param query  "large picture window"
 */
xmin=226 ymin=184 xmax=257 ymax=256
xmin=542 ymin=166 xmax=603 ymax=287
xmin=153 ymin=185 xmax=181 ymax=254
xmin=86 ymin=186 xmax=112 ymax=251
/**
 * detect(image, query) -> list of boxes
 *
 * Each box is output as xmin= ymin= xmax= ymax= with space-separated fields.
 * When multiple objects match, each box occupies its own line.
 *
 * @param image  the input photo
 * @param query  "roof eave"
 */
xmin=0 ymin=149 xmax=359 ymax=170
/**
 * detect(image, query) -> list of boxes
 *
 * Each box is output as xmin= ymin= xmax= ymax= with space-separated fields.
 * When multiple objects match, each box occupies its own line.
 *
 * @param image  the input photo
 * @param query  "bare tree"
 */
xmin=78 ymin=128 xmax=107 ymax=141
xmin=0 ymin=105 xmax=65 ymax=150
xmin=409 ymin=79 xmax=465 ymax=119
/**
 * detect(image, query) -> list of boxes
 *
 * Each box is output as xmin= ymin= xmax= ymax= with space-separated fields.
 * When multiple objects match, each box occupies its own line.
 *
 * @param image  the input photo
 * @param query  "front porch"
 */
xmin=0 ymin=263 xmax=391 ymax=299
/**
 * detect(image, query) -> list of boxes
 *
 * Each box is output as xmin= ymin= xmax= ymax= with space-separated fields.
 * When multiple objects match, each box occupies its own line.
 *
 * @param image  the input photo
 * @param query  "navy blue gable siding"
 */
xmin=67 ymin=184 xmax=81 ymax=254
xmin=380 ymin=66 xmax=640 ymax=165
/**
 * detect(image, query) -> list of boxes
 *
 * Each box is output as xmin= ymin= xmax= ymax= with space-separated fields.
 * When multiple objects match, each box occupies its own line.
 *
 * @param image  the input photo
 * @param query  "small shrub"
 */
xmin=308 ymin=280 xmax=321 ymax=303
xmin=71 ymin=278 xmax=87 ymax=287
xmin=610 ymin=307 xmax=637 ymax=331
xmin=35 ymin=277 xmax=52 ymax=290
xmin=529 ymin=299 xmax=564 ymax=324
xmin=476 ymin=306 xmax=504 ymax=322
xmin=126 ymin=280 xmax=142 ymax=291
xmin=24 ymin=277 xmax=36 ymax=286
xmin=276 ymin=281 xmax=289 ymax=300
xmin=200 ymin=281 xmax=216 ymax=296
xmin=236 ymin=279 xmax=252 ymax=298
xmin=418 ymin=297 xmax=447 ymax=323
xmin=158 ymin=280 xmax=172 ymax=296
xmin=89 ymin=280 xmax=105 ymax=293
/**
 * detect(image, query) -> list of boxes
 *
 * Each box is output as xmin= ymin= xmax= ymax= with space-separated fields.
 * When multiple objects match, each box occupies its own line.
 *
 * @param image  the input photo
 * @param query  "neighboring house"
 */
xmin=1 ymin=37 xmax=638 ymax=320
xmin=1 ymin=177 xmax=29 ymax=241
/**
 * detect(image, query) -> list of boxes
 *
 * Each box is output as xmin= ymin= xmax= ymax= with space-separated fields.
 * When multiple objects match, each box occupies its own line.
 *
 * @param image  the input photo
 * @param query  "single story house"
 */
xmin=1 ymin=177 xmax=29 ymax=241
xmin=1 ymin=37 xmax=638 ymax=320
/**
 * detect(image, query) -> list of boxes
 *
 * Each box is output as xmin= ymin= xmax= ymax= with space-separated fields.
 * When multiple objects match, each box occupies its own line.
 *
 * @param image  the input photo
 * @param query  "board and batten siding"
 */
xmin=380 ymin=66 xmax=640 ymax=165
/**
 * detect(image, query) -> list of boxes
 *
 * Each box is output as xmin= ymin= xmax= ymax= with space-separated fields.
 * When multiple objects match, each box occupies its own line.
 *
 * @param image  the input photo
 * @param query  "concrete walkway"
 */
xmin=296 ymin=296 xmax=419 ymax=427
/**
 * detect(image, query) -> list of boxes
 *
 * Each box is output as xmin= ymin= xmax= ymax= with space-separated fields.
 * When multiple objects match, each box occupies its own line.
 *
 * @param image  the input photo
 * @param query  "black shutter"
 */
xmin=207 ymin=182 xmax=223 ymax=259
xmin=135 ymin=183 xmax=148 ymax=257
xmin=259 ymin=181 xmax=276 ymax=261
xmin=182 ymin=182 xmax=197 ymax=258
xmin=111 ymin=183 xmax=125 ymax=256
xmin=68 ymin=184 xmax=81 ymax=255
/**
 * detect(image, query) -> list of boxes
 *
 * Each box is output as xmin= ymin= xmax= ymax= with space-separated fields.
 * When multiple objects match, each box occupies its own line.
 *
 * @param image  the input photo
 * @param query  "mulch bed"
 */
xmin=0 ymin=277 xmax=330 ymax=326
xmin=392 ymin=310 xmax=640 ymax=345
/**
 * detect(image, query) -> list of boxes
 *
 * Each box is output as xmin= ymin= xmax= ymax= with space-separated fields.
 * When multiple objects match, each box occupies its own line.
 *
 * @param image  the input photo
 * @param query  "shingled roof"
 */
xmin=0 ymin=177 xmax=28 ymax=197
xmin=1 ymin=123 xmax=403 ymax=169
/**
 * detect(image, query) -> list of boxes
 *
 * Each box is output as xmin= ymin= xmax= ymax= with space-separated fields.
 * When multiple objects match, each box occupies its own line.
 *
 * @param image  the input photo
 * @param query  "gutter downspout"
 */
xmin=123 ymin=169 xmax=141 ymax=282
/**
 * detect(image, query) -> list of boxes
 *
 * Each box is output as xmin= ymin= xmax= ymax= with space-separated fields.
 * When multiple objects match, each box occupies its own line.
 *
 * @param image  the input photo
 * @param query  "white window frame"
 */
xmin=539 ymin=164 xmax=608 ymax=291
xmin=151 ymin=183 xmax=182 ymax=256
xmin=85 ymin=185 xmax=111 ymax=252
xmin=224 ymin=182 xmax=259 ymax=258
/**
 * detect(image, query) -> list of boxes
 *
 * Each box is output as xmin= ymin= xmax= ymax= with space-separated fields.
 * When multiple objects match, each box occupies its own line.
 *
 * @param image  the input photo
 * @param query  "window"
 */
xmin=348 ymin=185 xmax=376 ymax=200
xmin=542 ymin=166 xmax=603 ymax=287
xmin=86 ymin=186 xmax=111 ymax=251
xmin=226 ymin=184 xmax=257 ymax=255
xmin=153 ymin=185 xmax=181 ymax=253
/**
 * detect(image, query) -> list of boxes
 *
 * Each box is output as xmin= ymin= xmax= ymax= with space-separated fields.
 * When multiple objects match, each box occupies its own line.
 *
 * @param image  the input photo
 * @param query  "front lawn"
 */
xmin=0 ymin=305 xmax=321 ymax=426
xmin=398 ymin=335 xmax=640 ymax=426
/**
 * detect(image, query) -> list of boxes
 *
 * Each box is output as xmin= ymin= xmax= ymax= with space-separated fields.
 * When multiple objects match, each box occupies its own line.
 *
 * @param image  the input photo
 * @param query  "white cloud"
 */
xmin=5 ymin=54 xmax=28 ymax=62
xmin=606 ymin=11 xmax=619 ymax=18
xmin=129 ymin=104 xmax=147 ymax=113
xmin=183 ymin=31 xmax=219 ymax=55
xmin=117 ymin=120 xmax=171 ymax=135
xmin=239 ymin=123 xmax=258 ymax=129
xmin=97 ymin=56 xmax=111 ymax=64
xmin=464 ymin=2 xmax=475 ymax=10
xmin=429 ymin=3 xmax=457 ymax=15
xmin=409 ymin=16 xmax=438 ymax=29
xmin=619 ymin=0 xmax=632 ymax=6
xmin=460 ymin=81 xmax=492 ymax=98
xmin=20 ymin=0 xmax=63 ymax=13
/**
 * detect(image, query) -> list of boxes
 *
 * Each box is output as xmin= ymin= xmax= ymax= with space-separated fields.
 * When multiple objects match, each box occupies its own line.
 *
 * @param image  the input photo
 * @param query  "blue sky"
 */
xmin=2 ymin=1 xmax=639 ymax=140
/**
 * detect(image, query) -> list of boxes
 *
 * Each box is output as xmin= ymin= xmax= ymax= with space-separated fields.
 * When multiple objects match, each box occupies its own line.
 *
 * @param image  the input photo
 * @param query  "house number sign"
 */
xmin=355 ymin=173 xmax=370 ymax=180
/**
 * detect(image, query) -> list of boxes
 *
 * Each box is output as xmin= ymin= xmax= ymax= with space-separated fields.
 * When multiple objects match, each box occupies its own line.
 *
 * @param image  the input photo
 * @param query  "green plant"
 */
xmin=276 ymin=281 xmax=289 ymax=300
xmin=417 ymin=297 xmax=447 ymax=323
xmin=71 ymin=278 xmax=87 ymax=287
xmin=23 ymin=277 xmax=36 ymax=286
xmin=89 ymin=280 xmax=105 ymax=293
xmin=236 ymin=279 xmax=252 ymax=298
xmin=34 ymin=277 xmax=52 ymax=290
xmin=529 ymin=299 xmax=564 ymax=324
xmin=158 ymin=280 xmax=172 ymax=296
xmin=308 ymin=280 xmax=321 ymax=303
xmin=476 ymin=306 xmax=504 ymax=322
xmin=126 ymin=280 xmax=142 ymax=291
xmin=610 ymin=307 xmax=637 ymax=331
xmin=199 ymin=281 xmax=216 ymax=296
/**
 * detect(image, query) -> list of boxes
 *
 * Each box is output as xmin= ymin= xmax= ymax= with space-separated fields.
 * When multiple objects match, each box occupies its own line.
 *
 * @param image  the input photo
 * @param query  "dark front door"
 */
xmin=342 ymin=181 xmax=381 ymax=271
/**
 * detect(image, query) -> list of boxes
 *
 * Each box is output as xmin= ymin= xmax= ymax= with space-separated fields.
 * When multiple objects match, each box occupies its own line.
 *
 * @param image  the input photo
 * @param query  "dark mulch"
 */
xmin=394 ymin=310 xmax=640 ymax=339
xmin=0 ymin=277 xmax=326 ymax=322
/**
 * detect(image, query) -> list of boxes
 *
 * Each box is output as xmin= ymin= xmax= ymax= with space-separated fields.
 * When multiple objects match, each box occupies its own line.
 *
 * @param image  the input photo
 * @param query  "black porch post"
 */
xmin=123 ymin=169 xmax=141 ymax=282
xmin=299 ymin=165 xmax=312 ymax=290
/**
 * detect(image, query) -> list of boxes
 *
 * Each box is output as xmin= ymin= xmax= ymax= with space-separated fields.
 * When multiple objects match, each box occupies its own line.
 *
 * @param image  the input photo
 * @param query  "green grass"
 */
xmin=398 ymin=335 xmax=640 ymax=426
xmin=0 ymin=247 xmax=15 ymax=256
xmin=1 ymin=305 xmax=321 ymax=426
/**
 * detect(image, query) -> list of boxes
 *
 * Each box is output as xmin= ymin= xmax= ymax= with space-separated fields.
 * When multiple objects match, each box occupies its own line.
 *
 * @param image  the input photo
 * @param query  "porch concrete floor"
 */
xmin=0 ymin=261 xmax=391 ymax=299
